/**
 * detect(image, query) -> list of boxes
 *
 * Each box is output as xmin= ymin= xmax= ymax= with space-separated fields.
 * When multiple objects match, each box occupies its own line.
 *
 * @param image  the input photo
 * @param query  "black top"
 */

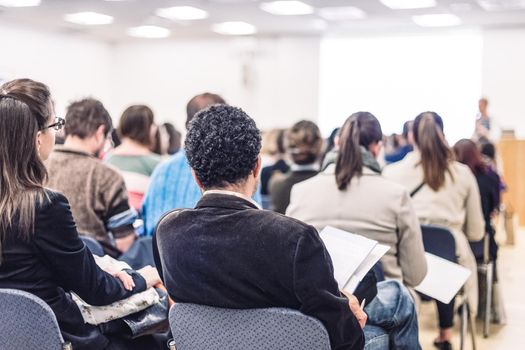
xmin=261 ymin=159 xmax=290 ymax=195
xmin=0 ymin=190 xmax=146 ymax=350
xmin=154 ymin=193 xmax=364 ymax=350
xmin=269 ymin=170 xmax=319 ymax=214
xmin=475 ymin=169 xmax=501 ymax=234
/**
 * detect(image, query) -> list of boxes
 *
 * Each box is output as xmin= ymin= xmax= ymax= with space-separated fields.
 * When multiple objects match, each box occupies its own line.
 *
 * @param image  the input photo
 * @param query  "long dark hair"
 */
xmin=335 ymin=112 xmax=382 ymax=190
xmin=0 ymin=79 xmax=52 ymax=264
xmin=413 ymin=111 xmax=454 ymax=191
xmin=453 ymin=139 xmax=486 ymax=175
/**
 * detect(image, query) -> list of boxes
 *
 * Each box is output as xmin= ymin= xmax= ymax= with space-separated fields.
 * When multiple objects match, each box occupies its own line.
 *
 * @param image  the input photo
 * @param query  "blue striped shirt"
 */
xmin=141 ymin=151 xmax=261 ymax=236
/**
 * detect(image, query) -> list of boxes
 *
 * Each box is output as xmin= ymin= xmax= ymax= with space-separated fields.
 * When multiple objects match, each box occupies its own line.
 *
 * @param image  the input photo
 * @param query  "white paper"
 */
xmin=344 ymin=244 xmax=390 ymax=293
xmin=319 ymin=226 xmax=383 ymax=290
xmin=415 ymin=253 xmax=471 ymax=304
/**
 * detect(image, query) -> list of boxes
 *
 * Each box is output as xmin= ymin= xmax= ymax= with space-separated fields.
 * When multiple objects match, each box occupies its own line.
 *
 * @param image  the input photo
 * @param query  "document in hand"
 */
xmin=319 ymin=226 xmax=390 ymax=293
xmin=414 ymin=253 xmax=471 ymax=304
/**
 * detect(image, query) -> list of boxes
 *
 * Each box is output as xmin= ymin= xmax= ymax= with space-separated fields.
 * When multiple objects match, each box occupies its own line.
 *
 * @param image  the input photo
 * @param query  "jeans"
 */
xmin=364 ymin=280 xmax=421 ymax=350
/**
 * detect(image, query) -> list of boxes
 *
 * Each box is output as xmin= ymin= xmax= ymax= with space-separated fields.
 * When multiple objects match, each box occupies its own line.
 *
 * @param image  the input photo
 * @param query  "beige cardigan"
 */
xmin=287 ymin=165 xmax=427 ymax=288
xmin=383 ymin=151 xmax=485 ymax=312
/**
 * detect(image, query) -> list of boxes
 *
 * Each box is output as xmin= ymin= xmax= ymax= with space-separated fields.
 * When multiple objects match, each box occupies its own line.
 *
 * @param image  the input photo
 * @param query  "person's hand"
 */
xmin=341 ymin=290 xmax=367 ymax=329
xmin=114 ymin=270 xmax=135 ymax=291
xmin=115 ymin=233 xmax=136 ymax=253
xmin=138 ymin=266 xmax=161 ymax=289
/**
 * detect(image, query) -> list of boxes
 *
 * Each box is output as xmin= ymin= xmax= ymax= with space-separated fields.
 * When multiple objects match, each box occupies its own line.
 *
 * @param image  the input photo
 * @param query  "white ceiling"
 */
xmin=1 ymin=0 xmax=525 ymax=42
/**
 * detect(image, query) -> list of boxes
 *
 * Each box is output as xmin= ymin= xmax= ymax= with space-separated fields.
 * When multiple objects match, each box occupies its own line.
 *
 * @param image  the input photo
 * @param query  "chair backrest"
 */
xmin=80 ymin=235 xmax=104 ymax=256
xmin=420 ymin=225 xmax=457 ymax=263
xmin=0 ymin=288 xmax=67 ymax=350
xmin=169 ymin=303 xmax=331 ymax=350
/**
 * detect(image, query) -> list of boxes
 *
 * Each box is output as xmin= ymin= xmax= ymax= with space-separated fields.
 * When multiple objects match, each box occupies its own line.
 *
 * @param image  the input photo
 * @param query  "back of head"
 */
xmin=185 ymin=104 xmax=261 ymax=189
xmin=186 ymin=93 xmax=226 ymax=129
xmin=336 ymin=112 xmax=382 ymax=190
xmin=453 ymin=139 xmax=486 ymax=175
xmin=163 ymin=122 xmax=182 ymax=154
xmin=286 ymin=120 xmax=323 ymax=165
xmin=413 ymin=111 xmax=454 ymax=191
xmin=0 ymin=78 xmax=52 ymax=260
xmin=118 ymin=105 xmax=155 ymax=147
xmin=480 ymin=141 xmax=496 ymax=161
xmin=64 ymin=98 xmax=112 ymax=139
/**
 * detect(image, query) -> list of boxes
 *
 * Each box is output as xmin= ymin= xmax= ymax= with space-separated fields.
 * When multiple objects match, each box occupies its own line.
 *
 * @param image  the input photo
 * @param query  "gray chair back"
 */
xmin=169 ymin=303 xmax=331 ymax=350
xmin=0 ymin=288 xmax=69 ymax=350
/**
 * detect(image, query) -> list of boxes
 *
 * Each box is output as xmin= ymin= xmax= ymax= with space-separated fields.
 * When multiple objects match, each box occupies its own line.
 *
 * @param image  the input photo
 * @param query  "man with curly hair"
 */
xmin=154 ymin=105 xmax=420 ymax=350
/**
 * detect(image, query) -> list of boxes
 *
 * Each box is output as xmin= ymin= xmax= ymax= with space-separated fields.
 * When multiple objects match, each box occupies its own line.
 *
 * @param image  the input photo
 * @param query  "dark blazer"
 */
xmin=0 ymin=190 xmax=146 ymax=350
xmin=269 ymin=169 xmax=319 ymax=214
xmin=154 ymin=193 xmax=364 ymax=350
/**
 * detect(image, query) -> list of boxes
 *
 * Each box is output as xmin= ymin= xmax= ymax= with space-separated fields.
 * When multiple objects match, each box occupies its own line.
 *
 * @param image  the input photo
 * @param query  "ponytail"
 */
xmin=336 ymin=112 xmax=382 ymax=190
xmin=413 ymin=112 xmax=454 ymax=191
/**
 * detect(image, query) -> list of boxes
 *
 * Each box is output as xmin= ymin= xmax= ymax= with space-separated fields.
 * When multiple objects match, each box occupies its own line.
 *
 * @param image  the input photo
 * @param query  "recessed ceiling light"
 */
xmin=318 ymin=7 xmax=366 ymax=21
xmin=156 ymin=6 xmax=209 ymax=21
xmin=412 ymin=14 xmax=462 ymax=27
xmin=260 ymin=1 xmax=314 ymax=16
xmin=127 ymin=25 xmax=171 ymax=38
xmin=64 ymin=12 xmax=114 ymax=25
xmin=0 ymin=0 xmax=41 ymax=7
xmin=212 ymin=21 xmax=257 ymax=35
xmin=380 ymin=0 xmax=436 ymax=10
xmin=478 ymin=0 xmax=525 ymax=11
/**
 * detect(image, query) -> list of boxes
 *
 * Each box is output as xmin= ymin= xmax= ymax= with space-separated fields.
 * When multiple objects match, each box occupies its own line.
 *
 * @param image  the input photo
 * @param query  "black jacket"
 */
xmin=154 ymin=193 xmax=364 ymax=350
xmin=0 ymin=190 xmax=146 ymax=349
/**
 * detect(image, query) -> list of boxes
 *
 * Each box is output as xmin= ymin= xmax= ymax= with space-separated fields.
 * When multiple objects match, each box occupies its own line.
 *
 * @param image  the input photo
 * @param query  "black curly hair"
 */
xmin=185 ymin=104 xmax=261 ymax=189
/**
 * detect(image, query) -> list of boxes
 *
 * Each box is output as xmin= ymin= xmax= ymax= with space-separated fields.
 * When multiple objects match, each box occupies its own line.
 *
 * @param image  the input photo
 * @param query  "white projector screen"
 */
xmin=318 ymin=31 xmax=483 ymax=144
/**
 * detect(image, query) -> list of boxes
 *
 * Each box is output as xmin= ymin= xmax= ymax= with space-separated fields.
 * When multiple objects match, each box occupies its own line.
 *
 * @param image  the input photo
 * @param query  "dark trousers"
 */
xmin=436 ymin=297 xmax=455 ymax=329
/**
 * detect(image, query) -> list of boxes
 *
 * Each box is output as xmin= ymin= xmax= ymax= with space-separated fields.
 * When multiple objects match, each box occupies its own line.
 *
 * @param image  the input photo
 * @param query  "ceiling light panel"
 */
xmin=318 ymin=7 xmax=366 ymax=21
xmin=64 ymin=12 xmax=114 ymax=25
xmin=156 ymin=6 xmax=209 ymax=21
xmin=380 ymin=0 xmax=437 ymax=10
xmin=412 ymin=13 xmax=462 ymax=27
xmin=127 ymin=25 xmax=171 ymax=38
xmin=0 ymin=0 xmax=41 ymax=7
xmin=260 ymin=1 xmax=314 ymax=16
xmin=478 ymin=0 xmax=525 ymax=11
xmin=212 ymin=21 xmax=257 ymax=35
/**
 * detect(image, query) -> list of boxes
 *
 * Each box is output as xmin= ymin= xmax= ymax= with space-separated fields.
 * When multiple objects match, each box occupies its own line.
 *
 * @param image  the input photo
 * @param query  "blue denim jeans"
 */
xmin=363 ymin=280 xmax=421 ymax=350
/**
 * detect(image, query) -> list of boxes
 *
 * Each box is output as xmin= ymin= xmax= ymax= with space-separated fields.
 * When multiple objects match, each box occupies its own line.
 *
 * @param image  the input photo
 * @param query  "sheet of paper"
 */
xmin=415 ymin=253 xmax=472 ymax=304
xmin=319 ymin=226 xmax=378 ymax=289
xmin=343 ymin=244 xmax=390 ymax=293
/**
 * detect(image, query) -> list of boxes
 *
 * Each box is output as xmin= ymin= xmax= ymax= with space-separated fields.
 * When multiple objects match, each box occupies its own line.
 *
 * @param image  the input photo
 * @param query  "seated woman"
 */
xmin=105 ymin=105 xmax=162 ymax=211
xmin=287 ymin=112 xmax=427 ymax=291
xmin=453 ymin=139 xmax=500 ymax=265
xmin=0 ymin=79 xmax=161 ymax=349
xmin=383 ymin=112 xmax=484 ymax=350
xmin=269 ymin=120 xmax=323 ymax=214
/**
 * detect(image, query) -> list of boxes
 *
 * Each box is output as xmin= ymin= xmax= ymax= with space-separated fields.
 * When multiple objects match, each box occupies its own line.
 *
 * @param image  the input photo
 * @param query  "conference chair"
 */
xmin=469 ymin=234 xmax=494 ymax=338
xmin=168 ymin=303 xmax=331 ymax=350
xmin=420 ymin=225 xmax=477 ymax=350
xmin=0 ymin=288 xmax=71 ymax=350
xmin=79 ymin=235 xmax=104 ymax=256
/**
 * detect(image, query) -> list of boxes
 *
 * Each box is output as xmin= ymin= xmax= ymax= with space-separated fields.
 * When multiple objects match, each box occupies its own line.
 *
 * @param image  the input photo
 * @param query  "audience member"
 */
xmin=260 ymin=128 xmax=290 ymax=197
xmin=384 ymin=112 xmax=484 ymax=350
xmin=287 ymin=112 xmax=427 ymax=292
xmin=45 ymin=98 xmax=138 ymax=256
xmin=321 ymin=127 xmax=340 ymax=171
xmin=0 ymin=78 xmax=161 ymax=349
xmin=269 ymin=120 xmax=323 ymax=214
xmin=454 ymin=139 xmax=501 ymax=263
xmin=154 ymin=104 xmax=421 ymax=350
xmin=141 ymin=93 xmax=261 ymax=236
xmin=105 ymin=105 xmax=162 ymax=211
xmin=162 ymin=122 xmax=182 ymax=155
xmin=385 ymin=121 xmax=414 ymax=163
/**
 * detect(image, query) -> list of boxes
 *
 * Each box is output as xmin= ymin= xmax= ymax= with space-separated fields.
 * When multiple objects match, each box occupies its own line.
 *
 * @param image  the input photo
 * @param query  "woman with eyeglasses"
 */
xmin=0 ymin=79 xmax=161 ymax=349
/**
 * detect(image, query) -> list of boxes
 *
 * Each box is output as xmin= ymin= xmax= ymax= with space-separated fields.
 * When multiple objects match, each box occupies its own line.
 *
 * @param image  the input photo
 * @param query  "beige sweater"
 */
xmin=287 ymin=165 xmax=427 ymax=288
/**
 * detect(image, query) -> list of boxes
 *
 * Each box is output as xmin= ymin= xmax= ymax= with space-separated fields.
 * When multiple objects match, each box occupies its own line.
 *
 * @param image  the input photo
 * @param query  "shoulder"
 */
xmin=38 ymin=189 xmax=72 ymax=217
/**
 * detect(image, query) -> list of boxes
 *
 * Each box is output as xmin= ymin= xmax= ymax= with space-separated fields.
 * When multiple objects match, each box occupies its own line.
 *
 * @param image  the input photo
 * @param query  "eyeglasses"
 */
xmin=43 ymin=117 xmax=65 ymax=131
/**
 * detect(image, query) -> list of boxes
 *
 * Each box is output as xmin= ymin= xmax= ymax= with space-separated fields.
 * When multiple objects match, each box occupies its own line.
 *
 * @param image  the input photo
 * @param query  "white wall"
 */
xmin=482 ymin=28 xmax=525 ymax=138
xmin=109 ymin=37 xmax=320 ymax=132
xmin=0 ymin=24 xmax=112 ymax=118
